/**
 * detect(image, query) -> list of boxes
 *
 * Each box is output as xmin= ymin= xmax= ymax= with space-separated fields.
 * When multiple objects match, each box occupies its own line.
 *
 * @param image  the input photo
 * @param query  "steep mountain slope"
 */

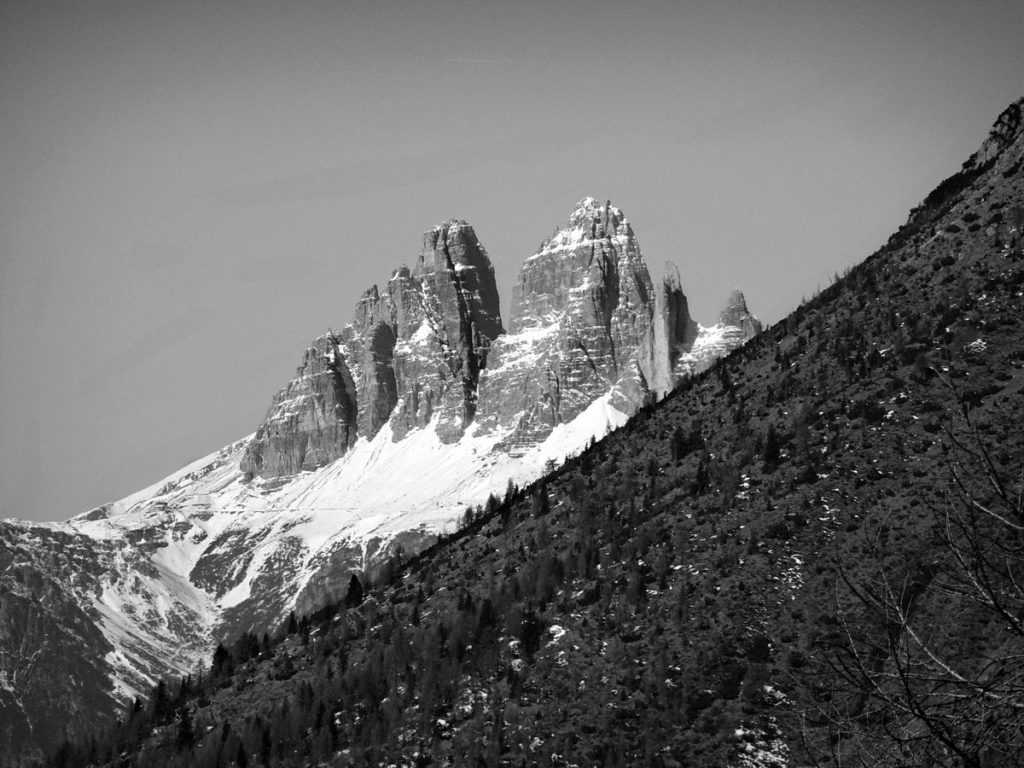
xmin=0 ymin=201 xmax=759 ymax=765
xmin=48 ymin=97 xmax=1024 ymax=768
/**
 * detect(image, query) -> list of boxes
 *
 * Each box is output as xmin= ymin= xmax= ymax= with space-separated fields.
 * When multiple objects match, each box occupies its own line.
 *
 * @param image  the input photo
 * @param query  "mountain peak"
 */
xmin=532 ymin=198 xmax=633 ymax=262
xmin=418 ymin=217 xmax=504 ymax=341
xmin=662 ymin=260 xmax=684 ymax=292
xmin=567 ymin=196 xmax=624 ymax=227
xmin=722 ymin=287 xmax=749 ymax=314
xmin=718 ymin=287 xmax=762 ymax=338
xmin=430 ymin=217 xmax=470 ymax=231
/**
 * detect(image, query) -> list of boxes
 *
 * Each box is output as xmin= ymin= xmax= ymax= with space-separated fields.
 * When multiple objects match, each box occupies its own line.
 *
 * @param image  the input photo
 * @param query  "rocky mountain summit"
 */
xmin=0 ymin=199 xmax=759 ymax=764
xmin=240 ymin=220 xmax=504 ymax=479
xmin=476 ymin=198 xmax=761 ymax=451
xmin=476 ymin=198 xmax=655 ymax=448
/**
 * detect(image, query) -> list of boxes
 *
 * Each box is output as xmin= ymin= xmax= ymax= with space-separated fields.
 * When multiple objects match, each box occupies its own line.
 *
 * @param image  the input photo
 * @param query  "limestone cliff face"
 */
xmin=242 ymin=221 xmax=504 ymax=478
xmin=670 ymin=288 xmax=763 ymax=378
xmin=421 ymin=220 xmax=503 ymax=341
xmin=639 ymin=262 xmax=700 ymax=396
xmin=347 ymin=284 xmax=400 ymax=439
xmin=475 ymin=198 xmax=657 ymax=449
xmin=240 ymin=335 xmax=358 ymax=480
xmin=242 ymin=205 xmax=759 ymax=475
xmin=472 ymin=199 xmax=762 ymax=452
xmin=393 ymin=220 xmax=504 ymax=443
xmin=719 ymin=288 xmax=762 ymax=338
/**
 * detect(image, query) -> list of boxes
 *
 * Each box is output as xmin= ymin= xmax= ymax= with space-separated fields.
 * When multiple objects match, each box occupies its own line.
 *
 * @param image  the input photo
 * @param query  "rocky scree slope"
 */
xmin=48 ymin=97 xmax=1024 ymax=768
xmin=0 ymin=201 xmax=758 ymax=765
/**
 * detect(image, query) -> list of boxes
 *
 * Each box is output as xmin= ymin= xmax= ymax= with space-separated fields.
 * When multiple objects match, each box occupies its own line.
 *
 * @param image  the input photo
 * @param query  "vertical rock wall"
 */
xmin=719 ymin=288 xmax=763 ymax=338
xmin=239 ymin=335 xmax=359 ymax=479
xmin=242 ymin=221 xmax=505 ymax=478
xmin=475 ymin=198 xmax=659 ymax=449
xmin=639 ymin=262 xmax=699 ymax=397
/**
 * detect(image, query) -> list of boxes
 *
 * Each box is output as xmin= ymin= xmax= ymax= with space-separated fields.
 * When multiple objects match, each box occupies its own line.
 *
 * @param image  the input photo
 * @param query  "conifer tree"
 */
xmin=176 ymin=706 xmax=194 ymax=749
xmin=530 ymin=483 xmax=550 ymax=518
xmin=762 ymin=421 xmax=781 ymax=469
xmin=345 ymin=573 xmax=364 ymax=608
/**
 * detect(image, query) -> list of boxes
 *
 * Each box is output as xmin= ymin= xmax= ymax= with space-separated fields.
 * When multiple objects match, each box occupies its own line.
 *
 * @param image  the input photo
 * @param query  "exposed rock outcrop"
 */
xmin=242 ymin=221 xmax=505 ymax=479
xmin=640 ymin=262 xmax=700 ymax=396
xmin=240 ymin=334 xmax=358 ymax=480
xmin=391 ymin=220 xmax=503 ymax=443
xmin=474 ymin=198 xmax=656 ymax=450
xmin=665 ymin=288 xmax=764 ymax=379
xmin=472 ymin=199 xmax=763 ymax=450
xmin=719 ymin=288 xmax=763 ymax=338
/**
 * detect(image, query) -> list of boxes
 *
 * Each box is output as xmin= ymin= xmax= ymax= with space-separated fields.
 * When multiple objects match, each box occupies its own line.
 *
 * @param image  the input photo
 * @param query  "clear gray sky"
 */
xmin=1 ymin=0 xmax=1021 ymax=522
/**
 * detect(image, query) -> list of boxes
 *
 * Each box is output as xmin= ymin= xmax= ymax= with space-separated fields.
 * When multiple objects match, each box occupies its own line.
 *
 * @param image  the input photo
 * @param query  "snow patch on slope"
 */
xmin=231 ymin=387 xmax=630 ymax=548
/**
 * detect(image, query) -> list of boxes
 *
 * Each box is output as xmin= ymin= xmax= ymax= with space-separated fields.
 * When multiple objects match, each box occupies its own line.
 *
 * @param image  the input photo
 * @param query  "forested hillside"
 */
xmin=41 ymin=98 xmax=1024 ymax=768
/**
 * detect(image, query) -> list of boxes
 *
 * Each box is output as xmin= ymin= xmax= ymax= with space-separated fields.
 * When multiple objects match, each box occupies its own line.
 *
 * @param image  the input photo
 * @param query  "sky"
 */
xmin=1 ymin=0 xmax=1021 ymax=523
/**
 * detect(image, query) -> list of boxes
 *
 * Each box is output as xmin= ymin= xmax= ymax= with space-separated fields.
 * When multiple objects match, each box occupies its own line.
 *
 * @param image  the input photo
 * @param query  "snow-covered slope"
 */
xmin=0 ymin=199 xmax=760 ymax=763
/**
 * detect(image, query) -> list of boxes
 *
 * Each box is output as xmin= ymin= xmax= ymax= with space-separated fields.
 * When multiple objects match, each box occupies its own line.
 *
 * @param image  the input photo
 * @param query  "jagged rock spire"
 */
xmin=720 ymin=288 xmax=762 ymax=337
xmin=478 ymin=197 xmax=657 ymax=446
xmin=640 ymin=261 xmax=699 ymax=396
xmin=241 ymin=220 xmax=505 ymax=478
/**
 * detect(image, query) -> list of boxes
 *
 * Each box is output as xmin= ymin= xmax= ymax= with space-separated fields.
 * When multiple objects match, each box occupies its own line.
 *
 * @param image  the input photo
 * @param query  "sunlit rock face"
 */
xmin=474 ymin=198 xmax=761 ymax=452
xmin=239 ymin=334 xmax=359 ymax=480
xmin=242 ymin=220 xmax=505 ymax=479
xmin=475 ymin=198 xmax=658 ymax=450
xmin=385 ymin=220 xmax=503 ymax=444
xmin=719 ymin=288 xmax=763 ymax=339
